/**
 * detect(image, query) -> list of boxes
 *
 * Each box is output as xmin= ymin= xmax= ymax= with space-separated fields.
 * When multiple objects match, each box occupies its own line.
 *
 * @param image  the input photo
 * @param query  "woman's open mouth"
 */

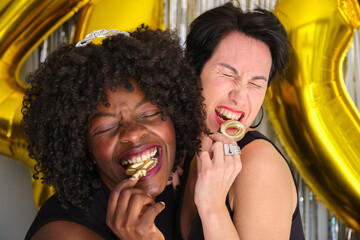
xmin=120 ymin=147 xmax=158 ymax=169
xmin=119 ymin=146 xmax=162 ymax=179
xmin=215 ymin=106 xmax=243 ymax=124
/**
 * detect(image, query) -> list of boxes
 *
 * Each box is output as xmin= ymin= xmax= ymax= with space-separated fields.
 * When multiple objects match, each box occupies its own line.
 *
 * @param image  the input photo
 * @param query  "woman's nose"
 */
xmin=229 ymin=83 xmax=249 ymax=105
xmin=119 ymin=123 xmax=148 ymax=143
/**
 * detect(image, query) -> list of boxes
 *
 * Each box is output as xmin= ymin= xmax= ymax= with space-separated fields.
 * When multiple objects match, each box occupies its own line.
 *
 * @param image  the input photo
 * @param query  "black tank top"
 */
xmin=25 ymin=181 xmax=177 ymax=240
xmin=176 ymin=130 xmax=304 ymax=240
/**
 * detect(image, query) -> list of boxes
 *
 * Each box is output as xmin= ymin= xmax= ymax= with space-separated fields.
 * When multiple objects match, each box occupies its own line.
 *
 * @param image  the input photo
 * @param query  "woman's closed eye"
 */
xmin=249 ymin=82 xmax=261 ymax=88
xmin=137 ymin=109 xmax=162 ymax=121
xmin=92 ymin=123 xmax=119 ymax=135
xmin=250 ymin=79 xmax=268 ymax=89
xmin=215 ymin=69 xmax=236 ymax=79
xmin=222 ymin=73 xmax=235 ymax=78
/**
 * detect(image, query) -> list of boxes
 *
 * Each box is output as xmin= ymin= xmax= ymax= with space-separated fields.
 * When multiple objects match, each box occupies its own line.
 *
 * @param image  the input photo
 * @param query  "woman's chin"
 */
xmin=143 ymin=184 xmax=165 ymax=197
xmin=138 ymin=178 xmax=167 ymax=197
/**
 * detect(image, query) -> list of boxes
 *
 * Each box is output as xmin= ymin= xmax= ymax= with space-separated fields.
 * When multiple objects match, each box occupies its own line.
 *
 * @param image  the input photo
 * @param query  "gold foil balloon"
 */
xmin=73 ymin=0 xmax=164 ymax=40
xmin=0 ymin=0 xmax=163 ymax=209
xmin=0 ymin=0 xmax=90 ymax=210
xmin=265 ymin=0 xmax=360 ymax=231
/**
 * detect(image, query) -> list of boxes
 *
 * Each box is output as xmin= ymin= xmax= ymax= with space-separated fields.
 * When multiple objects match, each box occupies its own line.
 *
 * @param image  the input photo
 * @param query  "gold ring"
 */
xmin=220 ymin=120 xmax=246 ymax=141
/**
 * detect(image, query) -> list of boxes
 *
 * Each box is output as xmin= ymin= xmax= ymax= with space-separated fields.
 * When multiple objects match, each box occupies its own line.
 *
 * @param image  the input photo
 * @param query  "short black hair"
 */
xmin=22 ymin=27 xmax=207 ymax=210
xmin=186 ymin=2 xmax=289 ymax=83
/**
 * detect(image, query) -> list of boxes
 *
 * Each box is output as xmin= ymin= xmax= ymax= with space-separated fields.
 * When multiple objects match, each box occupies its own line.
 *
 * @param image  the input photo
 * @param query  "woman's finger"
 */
xmin=231 ymin=151 xmax=242 ymax=174
xmin=212 ymin=141 xmax=225 ymax=168
xmin=126 ymin=192 xmax=155 ymax=223
xmin=208 ymin=132 xmax=237 ymax=145
xmin=198 ymin=151 xmax=212 ymax=174
xmin=200 ymin=134 xmax=214 ymax=153
xmin=141 ymin=201 xmax=166 ymax=225
xmin=107 ymin=178 xmax=138 ymax=222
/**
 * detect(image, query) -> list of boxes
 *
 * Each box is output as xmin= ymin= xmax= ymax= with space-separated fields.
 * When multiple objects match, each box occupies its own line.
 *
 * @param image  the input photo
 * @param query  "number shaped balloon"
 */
xmin=0 ymin=0 xmax=163 ymax=209
xmin=265 ymin=0 xmax=360 ymax=231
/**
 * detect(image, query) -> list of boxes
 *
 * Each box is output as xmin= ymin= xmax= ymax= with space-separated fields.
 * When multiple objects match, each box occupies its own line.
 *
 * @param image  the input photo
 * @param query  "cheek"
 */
xmin=156 ymin=120 xmax=176 ymax=159
xmin=163 ymin=121 xmax=176 ymax=151
xmin=252 ymin=90 xmax=266 ymax=106
xmin=88 ymin=136 xmax=115 ymax=165
xmin=248 ymin=90 xmax=267 ymax=119
xmin=202 ymin=80 xmax=233 ymax=112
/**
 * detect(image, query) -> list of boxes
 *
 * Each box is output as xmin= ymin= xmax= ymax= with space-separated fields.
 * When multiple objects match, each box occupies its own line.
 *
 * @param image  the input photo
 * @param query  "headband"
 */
xmin=75 ymin=29 xmax=129 ymax=47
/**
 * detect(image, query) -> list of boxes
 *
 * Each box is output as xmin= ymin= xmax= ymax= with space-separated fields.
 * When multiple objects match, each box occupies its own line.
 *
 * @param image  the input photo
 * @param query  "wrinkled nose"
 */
xmin=229 ymin=83 xmax=249 ymax=106
xmin=119 ymin=123 xmax=148 ymax=143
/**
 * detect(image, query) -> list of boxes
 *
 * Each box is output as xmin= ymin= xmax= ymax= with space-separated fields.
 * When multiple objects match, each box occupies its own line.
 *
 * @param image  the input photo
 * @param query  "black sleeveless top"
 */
xmin=25 ymin=181 xmax=177 ymax=240
xmin=176 ymin=131 xmax=304 ymax=240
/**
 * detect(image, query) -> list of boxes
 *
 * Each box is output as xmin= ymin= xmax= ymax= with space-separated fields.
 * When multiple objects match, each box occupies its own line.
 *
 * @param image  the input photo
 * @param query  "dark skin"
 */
xmin=31 ymin=81 xmax=175 ymax=240
xmin=23 ymin=28 xmax=207 ymax=240
xmin=106 ymin=178 xmax=165 ymax=239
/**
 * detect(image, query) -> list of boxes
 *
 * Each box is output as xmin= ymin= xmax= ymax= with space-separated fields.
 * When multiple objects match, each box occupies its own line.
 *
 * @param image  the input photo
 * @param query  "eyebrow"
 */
xmin=89 ymin=112 xmax=115 ymax=122
xmin=89 ymin=98 xmax=148 ymax=122
xmin=134 ymin=98 xmax=148 ymax=109
xmin=218 ymin=63 xmax=268 ymax=82
xmin=251 ymin=75 xmax=268 ymax=81
xmin=219 ymin=63 xmax=239 ymax=75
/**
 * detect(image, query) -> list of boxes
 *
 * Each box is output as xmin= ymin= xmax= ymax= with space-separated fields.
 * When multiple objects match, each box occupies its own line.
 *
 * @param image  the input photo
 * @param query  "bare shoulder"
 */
xmin=233 ymin=138 xmax=293 ymax=186
xmin=228 ymin=138 xmax=296 ymax=239
xmin=240 ymin=138 xmax=289 ymax=172
xmin=30 ymin=220 xmax=104 ymax=240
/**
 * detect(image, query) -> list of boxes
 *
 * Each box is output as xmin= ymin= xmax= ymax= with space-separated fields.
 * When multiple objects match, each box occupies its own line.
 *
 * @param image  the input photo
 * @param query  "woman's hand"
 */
xmin=194 ymin=133 xmax=242 ymax=240
xmin=106 ymin=178 xmax=165 ymax=240
xmin=194 ymin=133 xmax=242 ymax=214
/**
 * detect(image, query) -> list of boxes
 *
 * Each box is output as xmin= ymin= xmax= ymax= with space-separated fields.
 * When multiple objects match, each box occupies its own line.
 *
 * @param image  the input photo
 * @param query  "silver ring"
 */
xmin=224 ymin=144 xmax=241 ymax=156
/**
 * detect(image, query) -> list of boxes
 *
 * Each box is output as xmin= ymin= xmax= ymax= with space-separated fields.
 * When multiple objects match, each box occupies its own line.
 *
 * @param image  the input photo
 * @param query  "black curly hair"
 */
xmin=22 ymin=27 xmax=207 ymax=210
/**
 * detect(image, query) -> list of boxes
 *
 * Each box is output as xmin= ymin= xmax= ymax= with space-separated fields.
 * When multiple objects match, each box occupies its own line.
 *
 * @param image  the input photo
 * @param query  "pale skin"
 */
xmin=180 ymin=31 xmax=297 ymax=239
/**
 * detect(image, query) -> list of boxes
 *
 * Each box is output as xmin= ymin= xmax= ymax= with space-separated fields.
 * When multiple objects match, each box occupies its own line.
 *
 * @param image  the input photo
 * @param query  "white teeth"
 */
xmin=122 ymin=147 xmax=158 ymax=166
xmin=216 ymin=107 xmax=241 ymax=120
xmin=152 ymin=148 xmax=157 ymax=156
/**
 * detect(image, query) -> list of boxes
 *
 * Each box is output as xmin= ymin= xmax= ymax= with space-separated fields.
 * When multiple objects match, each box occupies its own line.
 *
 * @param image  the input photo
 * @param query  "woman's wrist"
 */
xmin=196 ymin=202 xmax=229 ymax=219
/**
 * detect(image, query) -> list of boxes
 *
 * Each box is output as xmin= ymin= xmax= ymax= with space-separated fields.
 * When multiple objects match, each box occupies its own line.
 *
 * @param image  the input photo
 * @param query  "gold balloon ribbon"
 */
xmin=265 ymin=0 xmax=360 ymax=231
xmin=0 ymin=0 xmax=163 ymax=209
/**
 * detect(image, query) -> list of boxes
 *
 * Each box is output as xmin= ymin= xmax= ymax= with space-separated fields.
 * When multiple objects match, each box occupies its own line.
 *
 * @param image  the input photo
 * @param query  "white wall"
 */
xmin=0 ymin=155 xmax=37 ymax=240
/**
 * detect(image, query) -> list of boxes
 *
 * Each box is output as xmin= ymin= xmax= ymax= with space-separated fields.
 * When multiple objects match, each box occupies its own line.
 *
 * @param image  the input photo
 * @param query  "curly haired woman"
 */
xmin=22 ymin=27 xmax=207 ymax=240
